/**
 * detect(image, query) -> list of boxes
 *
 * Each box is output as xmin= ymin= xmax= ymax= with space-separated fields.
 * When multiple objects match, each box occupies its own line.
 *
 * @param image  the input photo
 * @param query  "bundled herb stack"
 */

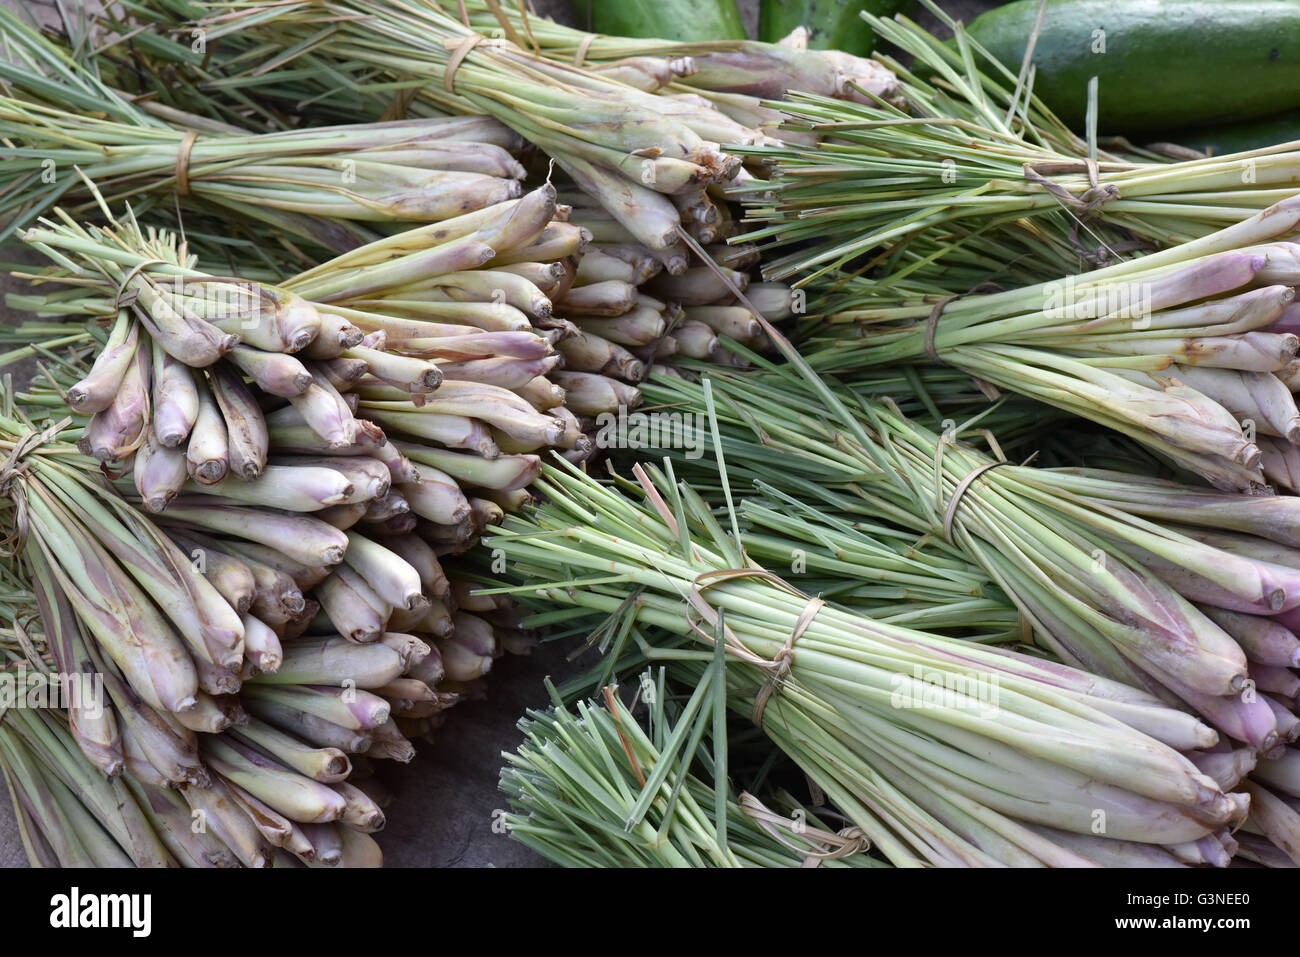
xmin=0 ymin=175 xmax=587 ymax=862
xmin=151 ymin=0 xmax=751 ymax=262
xmin=735 ymin=2 xmax=1300 ymax=291
xmin=449 ymin=0 xmax=899 ymax=111
xmin=488 ymin=454 xmax=1251 ymax=867
xmin=0 ymin=8 xmax=526 ymax=253
xmin=500 ymin=676 xmax=881 ymax=868
xmin=608 ymin=363 xmax=1300 ymax=862
xmin=790 ymin=196 xmax=1300 ymax=493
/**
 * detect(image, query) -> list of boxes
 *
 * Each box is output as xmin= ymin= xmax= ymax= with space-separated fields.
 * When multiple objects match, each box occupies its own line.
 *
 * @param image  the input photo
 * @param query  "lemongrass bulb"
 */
xmin=69 ymin=318 xmax=139 ymax=414
xmin=152 ymin=342 xmax=199 ymax=446
xmin=361 ymin=489 xmax=409 ymax=522
xmin=332 ymin=781 xmax=385 ymax=833
xmin=187 ymin=377 xmax=229 ymax=485
xmin=229 ymin=718 xmax=351 ymax=783
xmin=287 ymin=381 xmax=358 ymax=449
xmin=378 ymin=632 xmax=431 ymax=670
xmin=229 ymin=345 xmax=313 ymax=397
xmin=209 ymin=364 xmax=269 ymax=480
xmin=80 ymin=342 xmax=150 ymax=461
xmin=406 ymin=645 xmax=445 ymax=687
xmin=171 ymin=691 xmax=241 ymax=733
xmin=133 ymin=428 xmax=187 ymax=512
xmin=435 ymin=635 xmax=492 ymax=682
xmin=300 ymin=823 xmax=344 ymax=866
xmin=181 ymin=777 xmax=274 ymax=868
xmin=242 ymin=613 xmax=284 ymax=674
xmin=315 ymin=568 xmax=388 ymax=643
xmin=222 ymin=779 xmax=294 ymax=849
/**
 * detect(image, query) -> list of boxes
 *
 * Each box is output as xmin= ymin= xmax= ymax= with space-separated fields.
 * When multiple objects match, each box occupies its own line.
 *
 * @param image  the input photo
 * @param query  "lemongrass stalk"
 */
xmin=240 ymin=697 xmax=372 ymax=753
xmin=339 ymin=530 xmax=425 ymax=610
xmin=242 ymin=683 xmax=390 ymax=732
xmin=229 ymin=717 xmax=352 ymax=785
xmin=66 ymin=314 xmax=138 ymax=415
xmin=228 ymin=346 xmax=313 ymax=398
xmin=24 ymin=492 xmax=199 ymax=713
xmin=183 ymin=372 xmax=229 ymax=483
xmin=158 ymin=500 xmax=347 ymax=565
xmin=79 ymin=339 xmax=149 ymax=462
xmin=315 ymin=568 xmax=388 ymax=644
xmin=24 ymin=552 xmax=123 ymax=777
xmin=286 ymin=379 xmax=359 ymax=449
xmin=242 ymin=613 xmax=284 ymax=674
xmin=124 ymin=776 xmax=240 ymax=867
xmin=1242 ymin=782 xmax=1300 ymax=865
xmin=205 ymin=363 xmax=268 ymax=481
xmin=181 ymin=776 xmax=275 ymax=868
xmin=203 ymin=735 xmax=347 ymax=824
xmin=251 ymin=637 xmax=405 ymax=690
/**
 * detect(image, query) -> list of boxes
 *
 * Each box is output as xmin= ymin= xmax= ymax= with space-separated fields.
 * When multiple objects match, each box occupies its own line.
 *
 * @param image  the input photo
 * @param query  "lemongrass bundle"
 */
xmin=631 ymin=365 xmax=1300 ymax=755
xmin=450 ymin=0 xmax=898 ymax=106
xmin=489 ymin=456 xmax=1243 ymax=865
xmin=500 ymin=677 xmax=881 ymax=868
xmin=166 ymin=0 xmax=743 ymax=253
xmin=735 ymin=2 xmax=1300 ymax=290
xmin=0 ymin=400 xmax=445 ymax=867
xmin=0 ymin=9 xmax=525 ymax=250
xmin=798 ymin=196 xmax=1300 ymax=490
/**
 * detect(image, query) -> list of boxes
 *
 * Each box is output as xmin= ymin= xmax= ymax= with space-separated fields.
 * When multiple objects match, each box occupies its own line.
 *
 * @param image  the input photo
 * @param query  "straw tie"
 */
xmin=114 ymin=258 xmax=169 ymax=311
xmin=686 ymin=567 xmax=824 ymax=726
xmin=922 ymin=281 xmax=1003 ymax=363
xmin=738 ymin=792 xmax=869 ymax=866
xmin=0 ymin=417 xmax=72 ymax=558
xmin=175 ymin=130 xmax=199 ymax=197
xmin=1023 ymin=158 xmax=1118 ymax=215
xmin=573 ymin=32 xmax=601 ymax=67
xmin=1023 ymin=159 xmax=1148 ymax=266
xmin=442 ymin=34 xmax=510 ymax=93
xmin=935 ymin=435 xmax=1038 ymax=545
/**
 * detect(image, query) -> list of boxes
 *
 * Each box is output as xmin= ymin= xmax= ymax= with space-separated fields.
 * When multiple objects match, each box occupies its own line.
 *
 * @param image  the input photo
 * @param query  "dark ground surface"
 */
xmin=0 ymin=0 xmax=994 ymax=868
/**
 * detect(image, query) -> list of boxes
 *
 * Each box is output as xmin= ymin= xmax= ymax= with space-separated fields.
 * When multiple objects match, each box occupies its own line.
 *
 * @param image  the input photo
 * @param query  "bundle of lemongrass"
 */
xmin=11 ymin=184 xmax=615 ymax=473
xmin=0 ymin=382 xmax=540 ymax=866
xmin=639 ymin=364 xmax=1300 ymax=780
xmin=550 ymin=190 xmax=787 ymax=373
xmin=487 ymin=456 xmax=1246 ymax=867
xmin=0 ymin=8 xmax=526 ymax=252
xmin=0 ymin=409 xmax=392 ymax=865
xmin=449 ymin=0 xmax=898 ymax=107
xmin=158 ymin=0 xmax=745 ymax=258
xmin=735 ymin=1 xmax=1300 ymax=290
xmin=621 ymin=367 xmax=1300 ymax=865
xmin=500 ymin=676 xmax=881 ymax=868
xmin=796 ymin=195 xmax=1300 ymax=491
